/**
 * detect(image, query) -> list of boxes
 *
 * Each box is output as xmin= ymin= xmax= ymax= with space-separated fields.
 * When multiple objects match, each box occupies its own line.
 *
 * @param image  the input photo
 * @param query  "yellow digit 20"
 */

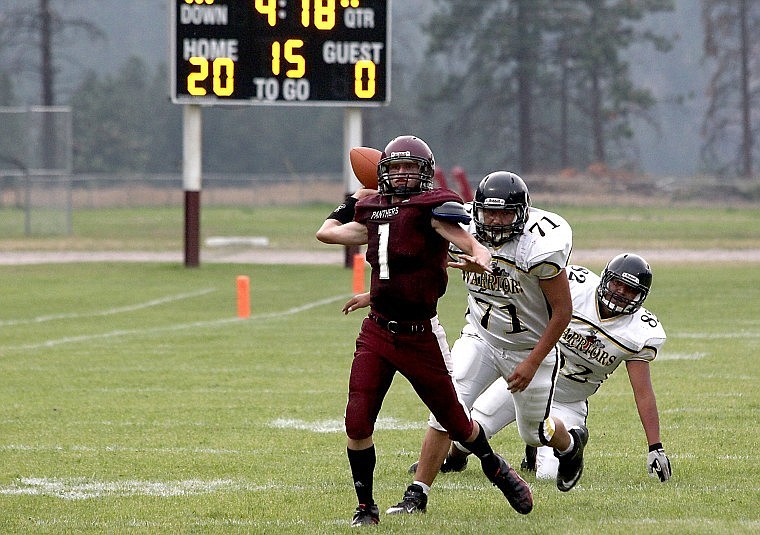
xmin=187 ymin=57 xmax=235 ymax=97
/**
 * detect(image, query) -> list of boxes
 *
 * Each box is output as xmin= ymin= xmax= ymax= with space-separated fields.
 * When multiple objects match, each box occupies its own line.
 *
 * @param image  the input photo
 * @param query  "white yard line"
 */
xmin=1 ymin=294 xmax=349 ymax=351
xmin=0 ymin=288 xmax=216 ymax=326
xmin=0 ymin=477 xmax=274 ymax=500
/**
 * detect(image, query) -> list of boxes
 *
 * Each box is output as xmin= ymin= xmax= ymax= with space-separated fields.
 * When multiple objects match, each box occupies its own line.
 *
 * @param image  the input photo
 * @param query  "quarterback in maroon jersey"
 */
xmin=317 ymin=136 xmax=534 ymax=526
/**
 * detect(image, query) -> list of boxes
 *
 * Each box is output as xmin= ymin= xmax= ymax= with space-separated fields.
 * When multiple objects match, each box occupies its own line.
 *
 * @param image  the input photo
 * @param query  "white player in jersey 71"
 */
xmin=388 ymin=170 xmax=588 ymax=515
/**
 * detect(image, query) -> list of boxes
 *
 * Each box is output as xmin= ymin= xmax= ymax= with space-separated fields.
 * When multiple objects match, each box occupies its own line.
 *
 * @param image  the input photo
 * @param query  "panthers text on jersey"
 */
xmin=459 ymin=206 xmax=573 ymax=350
xmin=554 ymin=265 xmax=667 ymax=403
xmin=355 ymin=188 xmax=463 ymax=322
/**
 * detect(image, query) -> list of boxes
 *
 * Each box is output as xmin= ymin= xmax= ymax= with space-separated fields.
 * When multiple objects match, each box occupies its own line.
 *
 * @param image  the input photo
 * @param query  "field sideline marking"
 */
xmin=0 ymin=477 xmax=274 ymax=500
xmin=673 ymin=330 xmax=760 ymax=339
xmin=2 ymin=294 xmax=350 ymax=351
xmin=0 ymin=288 xmax=216 ymax=326
xmin=270 ymin=417 xmax=425 ymax=433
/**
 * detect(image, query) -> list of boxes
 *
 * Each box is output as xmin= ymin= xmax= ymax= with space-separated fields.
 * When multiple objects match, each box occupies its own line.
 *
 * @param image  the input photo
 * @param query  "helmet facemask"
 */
xmin=473 ymin=198 xmax=527 ymax=246
xmin=378 ymin=157 xmax=433 ymax=196
xmin=597 ymin=253 xmax=652 ymax=315
xmin=377 ymin=136 xmax=435 ymax=197
xmin=597 ymin=271 xmax=649 ymax=315
xmin=472 ymin=171 xmax=531 ymax=247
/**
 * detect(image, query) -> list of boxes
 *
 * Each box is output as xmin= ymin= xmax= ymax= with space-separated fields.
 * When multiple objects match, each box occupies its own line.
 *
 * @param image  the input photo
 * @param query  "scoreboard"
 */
xmin=170 ymin=0 xmax=390 ymax=106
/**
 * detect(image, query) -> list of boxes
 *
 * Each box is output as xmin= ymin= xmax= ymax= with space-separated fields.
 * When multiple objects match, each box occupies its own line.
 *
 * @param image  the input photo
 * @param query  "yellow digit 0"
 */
xmin=354 ymin=60 xmax=376 ymax=98
xmin=213 ymin=58 xmax=234 ymax=96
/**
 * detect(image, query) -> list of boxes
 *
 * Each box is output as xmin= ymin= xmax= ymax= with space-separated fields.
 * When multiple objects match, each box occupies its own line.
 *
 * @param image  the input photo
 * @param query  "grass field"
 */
xmin=0 ymin=204 xmax=759 ymax=533
xmin=1 ymin=202 xmax=760 ymax=251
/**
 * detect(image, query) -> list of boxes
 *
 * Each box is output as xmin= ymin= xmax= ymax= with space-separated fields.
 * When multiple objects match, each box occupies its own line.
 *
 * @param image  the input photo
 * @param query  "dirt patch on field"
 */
xmin=1 ymin=248 xmax=759 ymax=266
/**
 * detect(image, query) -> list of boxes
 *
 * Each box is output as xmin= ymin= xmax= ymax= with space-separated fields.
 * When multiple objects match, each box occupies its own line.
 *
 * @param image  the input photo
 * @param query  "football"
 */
xmin=349 ymin=146 xmax=381 ymax=189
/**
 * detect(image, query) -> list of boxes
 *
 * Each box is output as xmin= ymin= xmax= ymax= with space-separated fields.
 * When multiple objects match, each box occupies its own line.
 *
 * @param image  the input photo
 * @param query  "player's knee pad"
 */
xmin=345 ymin=415 xmax=373 ymax=441
xmin=344 ymin=398 xmax=375 ymax=440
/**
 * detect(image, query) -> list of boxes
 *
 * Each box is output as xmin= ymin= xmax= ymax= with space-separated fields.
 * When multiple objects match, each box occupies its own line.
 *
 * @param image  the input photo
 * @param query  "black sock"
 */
xmin=460 ymin=425 xmax=499 ymax=474
xmin=347 ymin=445 xmax=376 ymax=505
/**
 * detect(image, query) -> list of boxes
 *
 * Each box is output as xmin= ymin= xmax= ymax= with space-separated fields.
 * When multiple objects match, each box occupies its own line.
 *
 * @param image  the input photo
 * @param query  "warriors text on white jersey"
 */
xmin=459 ymin=206 xmax=573 ymax=350
xmin=554 ymin=265 xmax=667 ymax=403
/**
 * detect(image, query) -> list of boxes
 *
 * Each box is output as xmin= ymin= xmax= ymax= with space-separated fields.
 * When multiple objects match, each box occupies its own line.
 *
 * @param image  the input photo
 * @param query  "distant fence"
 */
xmin=0 ymin=173 xmax=344 ymax=210
xmin=0 ymin=106 xmax=73 ymax=234
xmin=0 ymin=171 xmax=758 ymax=210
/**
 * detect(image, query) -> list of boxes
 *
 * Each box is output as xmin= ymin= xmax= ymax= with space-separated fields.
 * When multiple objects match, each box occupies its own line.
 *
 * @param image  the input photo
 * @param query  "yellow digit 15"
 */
xmin=187 ymin=57 xmax=235 ymax=96
xmin=270 ymin=40 xmax=305 ymax=78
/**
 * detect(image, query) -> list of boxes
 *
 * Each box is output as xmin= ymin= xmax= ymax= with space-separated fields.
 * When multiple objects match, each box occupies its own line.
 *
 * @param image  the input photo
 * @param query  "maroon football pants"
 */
xmin=345 ymin=315 xmax=474 ymax=442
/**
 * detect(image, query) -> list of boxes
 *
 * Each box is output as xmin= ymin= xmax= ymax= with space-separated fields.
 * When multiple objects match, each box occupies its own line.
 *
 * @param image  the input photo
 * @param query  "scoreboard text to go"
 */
xmin=170 ymin=0 xmax=390 ymax=106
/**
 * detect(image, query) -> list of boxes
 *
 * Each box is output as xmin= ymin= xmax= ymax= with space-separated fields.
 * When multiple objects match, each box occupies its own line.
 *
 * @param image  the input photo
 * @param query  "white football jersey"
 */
xmin=554 ymin=265 xmax=667 ymax=403
xmin=458 ymin=206 xmax=573 ymax=350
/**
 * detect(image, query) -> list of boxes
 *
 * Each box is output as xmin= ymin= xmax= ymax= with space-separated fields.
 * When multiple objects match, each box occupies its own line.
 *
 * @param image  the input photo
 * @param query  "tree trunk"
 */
xmin=591 ymin=70 xmax=605 ymax=163
xmin=40 ymin=0 xmax=56 ymax=169
xmin=516 ymin=0 xmax=534 ymax=172
xmin=739 ymin=0 xmax=752 ymax=178
xmin=559 ymin=37 xmax=569 ymax=169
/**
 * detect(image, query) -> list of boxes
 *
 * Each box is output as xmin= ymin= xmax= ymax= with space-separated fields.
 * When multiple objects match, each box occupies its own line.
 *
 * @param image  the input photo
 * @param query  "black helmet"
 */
xmin=597 ymin=253 xmax=652 ymax=315
xmin=377 ymin=135 xmax=435 ymax=196
xmin=473 ymin=171 xmax=531 ymax=246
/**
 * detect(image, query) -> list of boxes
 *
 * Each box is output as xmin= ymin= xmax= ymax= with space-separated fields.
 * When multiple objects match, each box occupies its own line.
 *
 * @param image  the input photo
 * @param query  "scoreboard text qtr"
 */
xmin=171 ymin=0 xmax=390 ymax=106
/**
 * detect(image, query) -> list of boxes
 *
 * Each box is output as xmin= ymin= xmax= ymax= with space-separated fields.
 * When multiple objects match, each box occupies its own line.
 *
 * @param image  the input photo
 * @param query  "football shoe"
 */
xmin=385 ymin=484 xmax=427 ymax=514
xmin=555 ymin=425 xmax=589 ymax=492
xmin=350 ymin=503 xmax=379 ymax=527
xmin=520 ymin=445 xmax=537 ymax=472
xmin=484 ymin=454 xmax=533 ymax=514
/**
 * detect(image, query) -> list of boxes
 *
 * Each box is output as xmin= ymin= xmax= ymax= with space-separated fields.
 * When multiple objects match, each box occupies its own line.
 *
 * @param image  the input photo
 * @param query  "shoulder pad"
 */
xmin=432 ymin=201 xmax=471 ymax=224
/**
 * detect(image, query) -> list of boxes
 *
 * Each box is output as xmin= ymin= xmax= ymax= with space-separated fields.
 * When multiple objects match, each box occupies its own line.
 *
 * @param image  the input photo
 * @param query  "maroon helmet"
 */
xmin=377 ymin=135 xmax=435 ymax=196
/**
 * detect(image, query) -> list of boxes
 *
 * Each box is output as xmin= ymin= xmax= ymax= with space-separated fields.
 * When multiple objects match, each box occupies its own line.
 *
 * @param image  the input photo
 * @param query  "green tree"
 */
xmin=701 ymin=0 xmax=760 ymax=178
xmin=71 ymin=57 xmax=179 ymax=173
xmin=568 ymin=0 xmax=674 ymax=167
xmin=0 ymin=0 xmax=104 ymax=169
xmin=423 ymin=0 xmax=674 ymax=173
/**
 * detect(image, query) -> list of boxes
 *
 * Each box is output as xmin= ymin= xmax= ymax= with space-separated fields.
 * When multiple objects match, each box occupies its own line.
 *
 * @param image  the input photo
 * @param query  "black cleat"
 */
xmin=351 ymin=503 xmax=379 ymax=527
xmin=408 ymin=453 xmax=469 ymax=474
xmin=521 ymin=445 xmax=537 ymax=472
xmin=484 ymin=454 xmax=533 ymax=514
xmin=441 ymin=453 xmax=469 ymax=473
xmin=385 ymin=484 xmax=428 ymax=514
xmin=555 ymin=425 xmax=589 ymax=492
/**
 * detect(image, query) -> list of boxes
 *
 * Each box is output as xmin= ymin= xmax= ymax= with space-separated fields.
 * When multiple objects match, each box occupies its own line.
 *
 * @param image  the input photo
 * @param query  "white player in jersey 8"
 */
xmin=441 ymin=253 xmax=672 ymax=482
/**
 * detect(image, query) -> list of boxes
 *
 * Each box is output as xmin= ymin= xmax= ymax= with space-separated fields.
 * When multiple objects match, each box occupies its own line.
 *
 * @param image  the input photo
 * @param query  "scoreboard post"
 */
xmin=170 ymin=0 xmax=390 ymax=266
